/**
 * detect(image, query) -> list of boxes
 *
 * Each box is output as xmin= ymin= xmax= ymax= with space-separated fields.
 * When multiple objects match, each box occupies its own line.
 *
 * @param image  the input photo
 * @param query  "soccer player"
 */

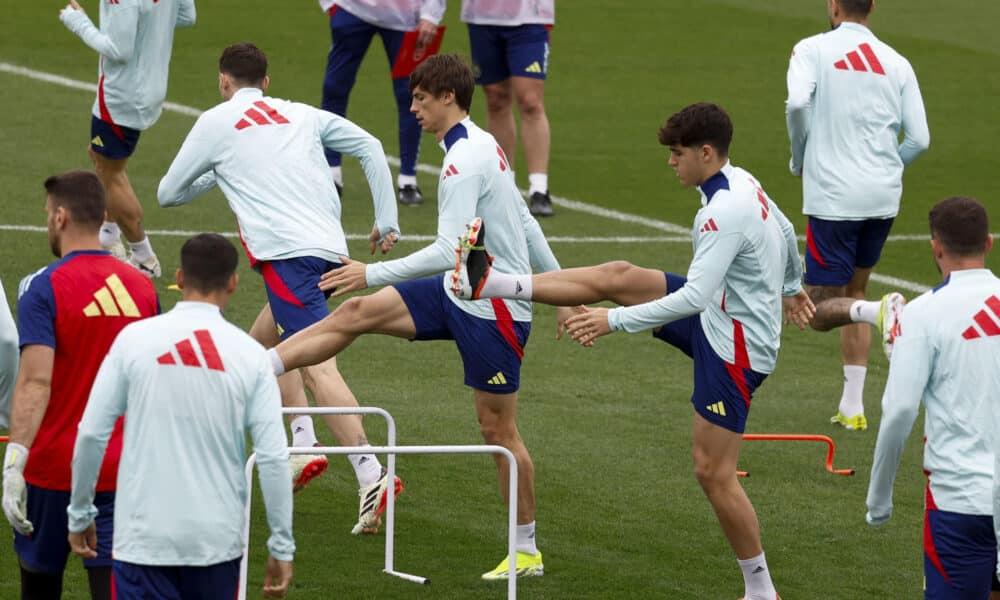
xmin=461 ymin=0 xmax=556 ymax=217
xmin=157 ymin=43 xmax=403 ymax=535
xmin=58 ymin=0 xmax=196 ymax=277
xmin=320 ymin=0 xmax=446 ymax=205
xmin=785 ymin=0 xmax=930 ymax=431
xmin=1 ymin=171 xmax=158 ymax=599
xmin=0 ymin=276 xmax=17 ymax=430
xmin=866 ymin=197 xmax=1000 ymax=599
xmin=267 ymin=54 xmax=568 ymax=580
xmin=452 ymin=103 xmax=813 ymax=600
xmin=68 ymin=233 xmax=294 ymax=599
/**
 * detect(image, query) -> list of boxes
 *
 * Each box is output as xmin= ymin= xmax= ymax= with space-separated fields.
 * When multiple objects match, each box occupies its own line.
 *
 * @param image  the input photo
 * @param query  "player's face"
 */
xmin=667 ymin=145 xmax=703 ymax=187
xmin=410 ymin=86 xmax=449 ymax=138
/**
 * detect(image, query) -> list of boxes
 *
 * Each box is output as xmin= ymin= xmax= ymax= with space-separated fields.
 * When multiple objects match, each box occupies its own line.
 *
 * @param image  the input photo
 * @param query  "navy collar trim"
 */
xmin=443 ymin=122 xmax=469 ymax=152
xmin=932 ymin=274 xmax=950 ymax=293
xmin=698 ymin=170 xmax=730 ymax=203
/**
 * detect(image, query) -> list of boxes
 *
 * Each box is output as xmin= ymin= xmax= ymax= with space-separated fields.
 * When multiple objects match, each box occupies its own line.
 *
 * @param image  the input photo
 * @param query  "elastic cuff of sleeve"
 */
xmin=267 ymin=348 xmax=286 ymax=377
xmin=607 ymin=307 xmax=623 ymax=332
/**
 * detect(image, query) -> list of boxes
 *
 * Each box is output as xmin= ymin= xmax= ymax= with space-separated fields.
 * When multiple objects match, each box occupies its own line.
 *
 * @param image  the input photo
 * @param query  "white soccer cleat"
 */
xmin=450 ymin=217 xmax=492 ymax=300
xmin=878 ymin=292 xmax=906 ymax=359
xmin=289 ymin=453 xmax=328 ymax=493
xmin=128 ymin=254 xmax=162 ymax=278
xmin=351 ymin=467 xmax=403 ymax=535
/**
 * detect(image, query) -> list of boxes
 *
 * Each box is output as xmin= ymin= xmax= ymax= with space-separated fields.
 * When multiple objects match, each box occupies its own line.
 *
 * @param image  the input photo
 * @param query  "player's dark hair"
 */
xmin=837 ymin=0 xmax=873 ymax=17
xmin=409 ymin=54 xmax=475 ymax=112
xmin=181 ymin=233 xmax=239 ymax=293
xmin=43 ymin=170 xmax=105 ymax=231
xmin=219 ymin=43 xmax=268 ymax=86
xmin=658 ymin=103 xmax=733 ymax=157
xmin=929 ymin=196 xmax=990 ymax=257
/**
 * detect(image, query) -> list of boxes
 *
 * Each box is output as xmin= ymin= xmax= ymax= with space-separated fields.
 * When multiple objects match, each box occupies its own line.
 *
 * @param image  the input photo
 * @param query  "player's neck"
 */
xmin=180 ymin=291 xmax=229 ymax=311
xmin=58 ymin=233 xmax=102 ymax=257
xmin=939 ymin=258 xmax=986 ymax=279
xmin=696 ymin=157 xmax=729 ymax=186
xmin=435 ymin=110 xmax=469 ymax=142
xmin=835 ymin=16 xmax=869 ymax=28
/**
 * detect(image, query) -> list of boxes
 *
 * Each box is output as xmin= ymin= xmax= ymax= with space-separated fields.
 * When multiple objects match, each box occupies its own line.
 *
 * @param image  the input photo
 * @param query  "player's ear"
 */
xmin=227 ymin=273 xmax=239 ymax=294
xmin=985 ymin=234 xmax=994 ymax=254
xmin=174 ymin=269 xmax=184 ymax=290
xmin=261 ymin=75 xmax=270 ymax=93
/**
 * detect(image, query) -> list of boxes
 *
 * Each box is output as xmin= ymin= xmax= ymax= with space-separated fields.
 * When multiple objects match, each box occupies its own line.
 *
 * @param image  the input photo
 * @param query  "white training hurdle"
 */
xmin=238 ymin=407 xmax=520 ymax=599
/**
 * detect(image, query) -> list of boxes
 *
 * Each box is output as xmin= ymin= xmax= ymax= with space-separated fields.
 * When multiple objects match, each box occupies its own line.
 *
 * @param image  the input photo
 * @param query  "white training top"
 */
xmin=68 ymin=302 xmax=295 ymax=564
xmin=607 ymin=162 xmax=803 ymax=375
xmin=60 ymin=0 xmax=196 ymax=131
xmin=461 ymin=0 xmax=555 ymax=26
xmin=786 ymin=22 xmax=929 ymax=220
xmin=318 ymin=0 xmax=446 ymax=30
xmin=866 ymin=269 xmax=1000 ymax=523
xmin=366 ymin=117 xmax=560 ymax=322
xmin=157 ymin=87 xmax=399 ymax=264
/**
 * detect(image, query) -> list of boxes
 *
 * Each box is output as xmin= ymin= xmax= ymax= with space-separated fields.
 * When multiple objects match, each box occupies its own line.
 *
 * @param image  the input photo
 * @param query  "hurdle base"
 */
xmin=386 ymin=570 xmax=430 ymax=585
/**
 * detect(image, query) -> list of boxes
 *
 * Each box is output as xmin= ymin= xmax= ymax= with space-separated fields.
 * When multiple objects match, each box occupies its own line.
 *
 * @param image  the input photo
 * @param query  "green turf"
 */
xmin=1 ymin=1 xmax=998 ymax=597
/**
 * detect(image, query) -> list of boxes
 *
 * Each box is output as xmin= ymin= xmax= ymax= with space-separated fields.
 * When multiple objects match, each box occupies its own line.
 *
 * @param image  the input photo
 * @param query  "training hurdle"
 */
xmin=737 ymin=434 xmax=855 ymax=477
xmin=239 ymin=407 xmax=520 ymax=599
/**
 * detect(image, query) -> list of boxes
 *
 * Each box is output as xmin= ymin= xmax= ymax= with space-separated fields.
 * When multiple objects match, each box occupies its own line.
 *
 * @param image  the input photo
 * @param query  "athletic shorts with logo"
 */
xmin=90 ymin=115 xmax=141 ymax=160
xmin=468 ymin=24 xmax=550 ymax=85
xmin=804 ymin=216 xmax=894 ymax=286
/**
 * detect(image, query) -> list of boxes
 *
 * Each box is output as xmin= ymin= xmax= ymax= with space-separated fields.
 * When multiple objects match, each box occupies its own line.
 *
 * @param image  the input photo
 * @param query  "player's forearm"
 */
xmin=257 ymin=458 xmax=295 ymax=561
xmin=356 ymin=143 xmax=400 ymax=239
xmin=8 ymin=380 xmax=51 ymax=448
xmin=60 ymin=9 xmax=138 ymax=62
xmin=365 ymin=236 xmax=454 ymax=287
xmin=158 ymin=165 xmax=216 ymax=207
xmin=419 ymin=0 xmax=446 ymax=24
xmin=521 ymin=204 xmax=560 ymax=273
xmin=176 ymin=0 xmax=197 ymax=27
xmin=67 ymin=433 xmax=107 ymax=532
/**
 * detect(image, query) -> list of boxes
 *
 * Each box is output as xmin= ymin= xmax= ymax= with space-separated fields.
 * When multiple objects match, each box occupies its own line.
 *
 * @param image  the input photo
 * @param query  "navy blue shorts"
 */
xmin=394 ymin=275 xmax=529 ymax=393
xmin=90 ymin=115 xmax=141 ymax=160
xmin=651 ymin=274 xmax=767 ymax=433
xmin=13 ymin=484 xmax=115 ymax=572
xmin=259 ymin=257 xmax=341 ymax=340
xmin=468 ymin=24 xmax=550 ymax=85
xmin=924 ymin=507 xmax=999 ymax=599
xmin=113 ymin=557 xmax=241 ymax=600
xmin=803 ymin=216 xmax=894 ymax=286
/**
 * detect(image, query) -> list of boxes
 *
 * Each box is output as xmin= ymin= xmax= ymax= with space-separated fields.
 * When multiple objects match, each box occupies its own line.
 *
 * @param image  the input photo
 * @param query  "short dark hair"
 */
xmin=658 ymin=103 xmax=733 ymax=157
xmin=180 ymin=233 xmax=239 ymax=293
xmin=928 ymin=196 xmax=990 ymax=257
xmin=838 ymin=0 xmax=873 ymax=17
xmin=409 ymin=54 xmax=475 ymax=112
xmin=219 ymin=43 xmax=268 ymax=86
xmin=44 ymin=170 xmax=105 ymax=231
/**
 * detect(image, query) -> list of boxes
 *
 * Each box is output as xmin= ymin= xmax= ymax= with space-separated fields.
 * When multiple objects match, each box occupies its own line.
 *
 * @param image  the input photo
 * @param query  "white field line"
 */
xmin=0 ymin=61 xmax=943 ymax=294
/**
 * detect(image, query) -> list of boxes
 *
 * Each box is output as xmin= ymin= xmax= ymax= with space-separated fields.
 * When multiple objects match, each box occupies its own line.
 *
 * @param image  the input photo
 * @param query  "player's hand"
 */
xmin=68 ymin=523 xmax=99 ymax=558
xmin=555 ymin=305 xmax=585 ymax=340
xmin=262 ymin=556 xmax=293 ymax=598
xmin=415 ymin=19 xmax=438 ymax=52
xmin=782 ymin=290 xmax=815 ymax=330
xmin=319 ymin=257 xmax=368 ymax=297
xmin=2 ymin=442 xmax=33 ymax=536
xmin=61 ymin=0 xmax=85 ymax=17
xmin=565 ymin=306 xmax=612 ymax=347
xmin=369 ymin=225 xmax=398 ymax=255
xmin=789 ymin=158 xmax=802 ymax=177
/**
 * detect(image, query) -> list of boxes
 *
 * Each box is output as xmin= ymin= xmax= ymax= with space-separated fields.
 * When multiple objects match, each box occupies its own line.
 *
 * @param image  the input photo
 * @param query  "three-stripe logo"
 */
xmin=833 ymin=43 xmax=885 ymax=75
xmin=699 ymin=218 xmax=718 ymax=233
xmin=83 ymin=274 xmax=141 ymax=317
xmin=157 ymin=329 xmax=226 ymax=372
xmin=961 ymin=295 xmax=1000 ymax=340
xmin=442 ymin=164 xmax=459 ymax=180
xmin=234 ymin=101 xmax=290 ymax=130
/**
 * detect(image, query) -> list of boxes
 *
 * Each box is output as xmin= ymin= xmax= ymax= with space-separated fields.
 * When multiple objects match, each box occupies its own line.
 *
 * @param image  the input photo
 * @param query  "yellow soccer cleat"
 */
xmin=481 ymin=551 xmax=544 ymax=580
xmin=830 ymin=411 xmax=867 ymax=431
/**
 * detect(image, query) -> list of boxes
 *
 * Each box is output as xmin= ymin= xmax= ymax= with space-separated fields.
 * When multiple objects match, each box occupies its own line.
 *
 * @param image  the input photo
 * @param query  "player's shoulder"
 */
xmin=18 ymin=264 xmax=56 ymax=301
xmin=791 ymin=31 xmax=825 ymax=55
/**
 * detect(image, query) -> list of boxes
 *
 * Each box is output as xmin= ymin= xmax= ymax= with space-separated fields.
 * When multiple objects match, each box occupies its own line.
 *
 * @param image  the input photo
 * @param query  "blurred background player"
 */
xmin=461 ymin=0 xmax=556 ymax=217
xmin=866 ymin=197 xmax=1000 ymax=599
xmin=267 ymin=54 xmax=569 ymax=580
xmin=58 ymin=0 xmax=197 ymax=277
xmin=157 ymin=43 xmax=402 ymax=535
xmin=1 ymin=171 xmax=158 ymax=600
xmin=0 ymin=276 xmax=17 ymax=431
xmin=319 ymin=0 xmax=445 ymax=206
xmin=452 ymin=103 xmax=814 ymax=600
xmin=68 ymin=234 xmax=294 ymax=599
xmin=785 ymin=0 xmax=929 ymax=431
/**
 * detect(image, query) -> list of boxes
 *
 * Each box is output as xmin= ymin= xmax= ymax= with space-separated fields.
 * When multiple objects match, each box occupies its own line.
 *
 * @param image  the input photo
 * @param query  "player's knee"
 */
xmin=331 ymin=296 xmax=376 ymax=333
xmin=515 ymin=93 xmax=545 ymax=119
xmin=484 ymin=87 xmax=513 ymax=114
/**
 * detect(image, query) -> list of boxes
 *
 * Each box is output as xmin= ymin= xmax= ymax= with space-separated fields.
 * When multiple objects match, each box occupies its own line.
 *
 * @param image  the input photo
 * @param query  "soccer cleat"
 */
xmin=351 ymin=467 xmax=403 ymax=535
xmin=398 ymin=185 xmax=423 ymax=206
xmin=481 ymin=551 xmax=544 ymax=580
xmin=289 ymin=453 xmax=328 ymax=493
xmin=106 ymin=239 xmax=128 ymax=261
xmin=128 ymin=254 xmax=162 ymax=278
xmin=878 ymin=292 xmax=906 ymax=359
xmin=830 ymin=411 xmax=867 ymax=431
xmin=450 ymin=217 xmax=493 ymax=300
xmin=529 ymin=191 xmax=554 ymax=217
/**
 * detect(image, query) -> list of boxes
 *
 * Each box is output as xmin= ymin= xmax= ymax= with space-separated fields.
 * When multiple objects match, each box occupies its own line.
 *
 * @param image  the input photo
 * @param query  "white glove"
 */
xmin=2 ymin=442 xmax=34 ymax=536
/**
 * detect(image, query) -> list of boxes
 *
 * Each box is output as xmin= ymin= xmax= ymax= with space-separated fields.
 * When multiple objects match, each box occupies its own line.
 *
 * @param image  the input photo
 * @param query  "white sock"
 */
xmin=99 ymin=222 xmax=121 ymax=249
xmin=738 ymin=552 xmax=777 ymax=600
xmin=849 ymin=300 xmax=880 ymax=325
xmin=515 ymin=521 xmax=538 ymax=555
xmin=290 ymin=416 xmax=318 ymax=447
xmin=267 ymin=348 xmax=286 ymax=376
xmin=349 ymin=452 xmax=383 ymax=487
xmin=528 ymin=173 xmax=548 ymax=195
xmin=397 ymin=173 xmax=417 ymax=189
xmin=479 ymin=272 xmax=533 ymax=300
xmin=128 ymin=238 xmax=155 ymax=262
xmin=330 ymin=166 xmax=343 ymax=187
xmin=838 ymin=365 xmax=867 ymax=417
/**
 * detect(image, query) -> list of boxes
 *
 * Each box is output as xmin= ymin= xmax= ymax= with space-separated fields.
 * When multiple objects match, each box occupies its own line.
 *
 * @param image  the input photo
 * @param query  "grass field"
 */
xmin=1 ymin=1 xmax=999 ymax=598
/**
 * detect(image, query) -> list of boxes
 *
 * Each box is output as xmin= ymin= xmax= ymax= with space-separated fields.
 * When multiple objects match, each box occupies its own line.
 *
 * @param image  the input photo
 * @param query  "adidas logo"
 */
xmin=156 ymin=329 xmax=226 ymax=372
xmin=275 ymin=322 xmax=285 ymax=338
xmin=235 ymin=100 xmax=290 ymax=130
xmin=515 ymin=282 xmax=523 ymax=295
xmin=442 ymin=164 xmax=459 ymax=180
xmin=961 ymin=295 xmax=1000 ymax=339
xmin=83 ymin=274 xmax=141 ymax=317
xmin=293 ymin=426 xmax=305 ymax=434
xmin=487 ymin=371 xmax=507 ymax=385
xmin=524 ymin=61 xmax=543 ymax=74
xmin=90 ymin=135 xmax=104 ymax=148
xmin=699 ymin=218 xmax=718 ymax=233
xmin=833 ymin=43 xmax=885 ymax=75
xmin=752 ymin=566 xmax=766 ymax=574
xmin=706 ymin=401 xmax=727 ymax=416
